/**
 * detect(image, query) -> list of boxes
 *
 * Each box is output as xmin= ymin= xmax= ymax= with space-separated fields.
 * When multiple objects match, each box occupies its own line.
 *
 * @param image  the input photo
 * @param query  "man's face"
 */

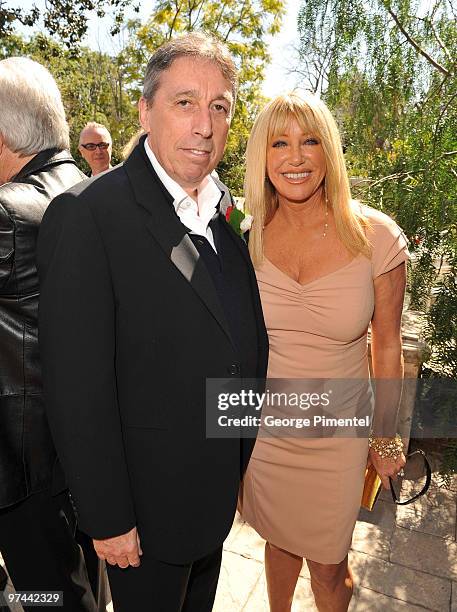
xmin=139 ymin=57 xmax=233 ymax=197
xmin=78 ymin=127 xmax=112 ymax=175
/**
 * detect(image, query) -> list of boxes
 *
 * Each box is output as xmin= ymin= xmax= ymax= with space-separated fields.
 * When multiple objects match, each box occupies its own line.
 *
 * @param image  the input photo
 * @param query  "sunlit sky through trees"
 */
xmin=11 ymin=0 xmax=301 ymax=98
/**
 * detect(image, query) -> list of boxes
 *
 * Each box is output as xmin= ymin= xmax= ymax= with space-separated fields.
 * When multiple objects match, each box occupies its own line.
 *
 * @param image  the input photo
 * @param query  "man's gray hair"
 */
xmin=79 ymin=122 xmax=112 ymax=144
xmin=143 ymin=32 xmax=238 ymax=107
xmin=0 ymin=57 xmax=69 ymax=156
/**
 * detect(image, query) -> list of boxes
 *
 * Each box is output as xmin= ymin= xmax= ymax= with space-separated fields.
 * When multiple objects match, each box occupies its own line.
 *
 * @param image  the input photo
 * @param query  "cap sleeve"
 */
xmin=364 ymin=207 xmax=410 ymax=279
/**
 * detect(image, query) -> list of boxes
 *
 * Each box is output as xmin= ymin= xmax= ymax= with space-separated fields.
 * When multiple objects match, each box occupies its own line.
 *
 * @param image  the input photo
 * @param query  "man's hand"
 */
xmin=93 ymin=526 xmax=143 ymax=568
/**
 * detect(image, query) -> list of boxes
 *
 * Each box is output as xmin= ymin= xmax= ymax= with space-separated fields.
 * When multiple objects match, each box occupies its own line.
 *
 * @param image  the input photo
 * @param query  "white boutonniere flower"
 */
xmin=226 ymin=205 xmax=253 ymax=237
xmin=240 ymin=214 xmax=254 ymax=233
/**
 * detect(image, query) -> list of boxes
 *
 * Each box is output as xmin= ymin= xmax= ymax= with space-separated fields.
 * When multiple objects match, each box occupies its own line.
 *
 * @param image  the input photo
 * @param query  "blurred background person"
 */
xmin=0 ymin=57 xmax=99 ymax=611
xmin=78 ymin=121 xmax=112 ymax=176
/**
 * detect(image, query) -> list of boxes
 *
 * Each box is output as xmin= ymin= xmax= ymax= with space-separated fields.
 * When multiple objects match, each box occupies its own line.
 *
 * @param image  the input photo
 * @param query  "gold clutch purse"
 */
xmin=361 ymin=463 xmax=382 ymax=511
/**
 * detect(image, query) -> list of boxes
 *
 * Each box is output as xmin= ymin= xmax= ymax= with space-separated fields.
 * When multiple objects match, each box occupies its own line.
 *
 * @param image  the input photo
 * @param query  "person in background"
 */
xmin=0 ymin=57 xmax=99 ymax=611
xmin=239 ymin=92 xmax=407 ymax=611
xmin=78 ymin=122 xmax=113 ymax=176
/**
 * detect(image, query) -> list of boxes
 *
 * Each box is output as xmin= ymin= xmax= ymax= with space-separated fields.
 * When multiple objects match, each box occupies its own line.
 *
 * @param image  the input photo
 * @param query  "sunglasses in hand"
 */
xmin=362 ymin=449 xmax=432 ymax=511
xmin=80 ymin=142 xmax=110 ymax=150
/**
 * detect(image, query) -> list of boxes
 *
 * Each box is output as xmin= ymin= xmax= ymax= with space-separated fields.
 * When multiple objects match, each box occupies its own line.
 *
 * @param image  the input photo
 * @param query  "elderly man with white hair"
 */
xmin=0 ymin=57 xmax=98 ymax=611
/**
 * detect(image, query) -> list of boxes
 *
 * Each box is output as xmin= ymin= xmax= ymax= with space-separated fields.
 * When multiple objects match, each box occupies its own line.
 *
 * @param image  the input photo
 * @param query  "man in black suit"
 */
xmin=38 ymin=32 xmax=268 ymax=611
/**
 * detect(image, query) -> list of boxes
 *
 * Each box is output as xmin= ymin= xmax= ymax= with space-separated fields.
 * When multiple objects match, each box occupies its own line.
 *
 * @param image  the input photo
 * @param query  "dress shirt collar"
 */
xmin=144 ymin=138 xmax=221 ymax=252
xmin=144 ymin=139 xmax=221 ymax=216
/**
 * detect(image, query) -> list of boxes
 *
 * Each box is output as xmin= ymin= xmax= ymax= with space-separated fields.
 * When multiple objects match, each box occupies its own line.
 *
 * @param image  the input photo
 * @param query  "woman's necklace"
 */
xmin=322 ymin=198 xmax=329 ymax=238
xmin=271 ymin=197 xmax=329 ymax=236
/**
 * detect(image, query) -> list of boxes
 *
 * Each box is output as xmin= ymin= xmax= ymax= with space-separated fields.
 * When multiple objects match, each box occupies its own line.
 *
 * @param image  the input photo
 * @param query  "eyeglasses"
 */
xmin=80 ymin=142 xmax=110 ymax=151
xmin=389 ymin=449 xmax=432 ymax=505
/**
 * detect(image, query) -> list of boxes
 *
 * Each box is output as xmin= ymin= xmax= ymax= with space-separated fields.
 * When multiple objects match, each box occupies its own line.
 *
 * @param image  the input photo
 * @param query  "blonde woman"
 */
xmin=239 ymin=93 xmax=407 ymax=611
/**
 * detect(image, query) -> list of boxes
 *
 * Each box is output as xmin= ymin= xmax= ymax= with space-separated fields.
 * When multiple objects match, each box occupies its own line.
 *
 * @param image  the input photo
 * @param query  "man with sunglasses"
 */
xmin=78 ymin=122 xmax=112 ymax=176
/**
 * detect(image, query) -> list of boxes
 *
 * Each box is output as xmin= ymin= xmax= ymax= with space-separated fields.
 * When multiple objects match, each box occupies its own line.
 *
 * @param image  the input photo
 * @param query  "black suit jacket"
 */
xmin=37 ymin=140 xmax=268 ymax=563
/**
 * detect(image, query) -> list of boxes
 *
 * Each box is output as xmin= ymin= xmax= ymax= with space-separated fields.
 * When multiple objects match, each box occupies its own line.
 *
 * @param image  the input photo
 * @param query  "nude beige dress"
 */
xmin=239 ymin=206 xmax=410 ymax=564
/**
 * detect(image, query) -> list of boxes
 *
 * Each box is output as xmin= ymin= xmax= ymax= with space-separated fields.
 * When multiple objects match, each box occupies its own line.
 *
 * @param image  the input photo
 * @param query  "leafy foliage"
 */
xmin=0 ymin=0 xmax=138 ymax=45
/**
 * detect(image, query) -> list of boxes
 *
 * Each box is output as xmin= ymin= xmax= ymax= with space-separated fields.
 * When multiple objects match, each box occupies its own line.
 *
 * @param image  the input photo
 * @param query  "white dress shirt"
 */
xmin=144 ymin=139 xmax=221 ymax=252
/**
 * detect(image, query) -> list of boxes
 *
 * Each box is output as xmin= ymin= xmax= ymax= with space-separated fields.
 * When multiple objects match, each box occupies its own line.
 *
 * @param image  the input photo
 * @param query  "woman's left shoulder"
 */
xmin=357 ymin=204 xmax=401 ymax=229
xmin=357 ymin=205 xmax=410 ymax=278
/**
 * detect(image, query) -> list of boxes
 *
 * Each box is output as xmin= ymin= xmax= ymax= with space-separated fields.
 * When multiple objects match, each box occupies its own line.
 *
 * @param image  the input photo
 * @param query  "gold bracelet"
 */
xmin=368 ymin=434 xmax=404 ymax=459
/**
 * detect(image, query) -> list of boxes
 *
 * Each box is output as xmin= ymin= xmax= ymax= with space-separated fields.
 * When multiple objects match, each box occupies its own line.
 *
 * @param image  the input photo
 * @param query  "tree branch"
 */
xmin=387 ymin=6 xmax=451 ymax=76
xmin=167 ymin=0 xmax=182 ymax=38
xmin=222 ymin=0 xmax=247 ymax=42
xmin=214 ymin=0 xmax=229 ymax=32
xmin=190 ymin=0 xmax=205 ymax=29
xmin=446 ymin=0 xmax=457 ymax=22
xmin=358 ymin=150 xmax=457 ymax=191
xmin=415 ymin=15 xmax=454 ymax=64
xmin=360 ymin=169 xmax=426 ymax=190
xmin=417 ymin=73 xmax=449 ymax=110
xmin=428 ymin=19 xmax=452 ymax=64
xmin=432 ymin=90 xmax=457 ymax=156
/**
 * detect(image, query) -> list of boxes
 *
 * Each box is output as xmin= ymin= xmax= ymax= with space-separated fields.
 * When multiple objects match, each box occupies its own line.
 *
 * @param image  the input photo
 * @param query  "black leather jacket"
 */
xmin=0 ymin=149 xmax=84 ymax=508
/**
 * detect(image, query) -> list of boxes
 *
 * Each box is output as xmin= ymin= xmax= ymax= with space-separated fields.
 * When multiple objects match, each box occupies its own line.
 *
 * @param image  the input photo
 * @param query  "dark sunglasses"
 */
xmin=80 ymin=142 xmax=110 ymax=151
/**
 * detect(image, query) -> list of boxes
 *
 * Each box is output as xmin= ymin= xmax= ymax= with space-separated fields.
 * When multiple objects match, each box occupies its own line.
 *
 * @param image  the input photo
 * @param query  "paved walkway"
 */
xmin=2 ymin=462 xmax=456 ymax=611
xmin=214 ymin=468 xmax=457 ymax=611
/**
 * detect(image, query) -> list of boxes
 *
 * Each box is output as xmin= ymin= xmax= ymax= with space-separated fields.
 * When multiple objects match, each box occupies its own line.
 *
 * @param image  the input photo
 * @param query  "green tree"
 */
xmin=0 ymin=0 xmax=138 ymax=45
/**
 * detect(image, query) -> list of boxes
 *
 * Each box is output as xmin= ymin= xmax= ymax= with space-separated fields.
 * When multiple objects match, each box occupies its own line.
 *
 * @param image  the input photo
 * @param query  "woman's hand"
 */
xmin=368 ymin=447 xmax=406 ymax=489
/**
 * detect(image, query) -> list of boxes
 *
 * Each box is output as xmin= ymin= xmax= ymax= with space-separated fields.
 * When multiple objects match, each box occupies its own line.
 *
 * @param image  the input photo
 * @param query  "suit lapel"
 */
xmin=211 ymin=174 xmax=233 ymax=217
xmin=124 ymin=141 xmax=235 ymax=348
xmin=219 ymin=213 xmax=252 ymax=268
xmin=218 ymin=214 xmax=269 ymax=377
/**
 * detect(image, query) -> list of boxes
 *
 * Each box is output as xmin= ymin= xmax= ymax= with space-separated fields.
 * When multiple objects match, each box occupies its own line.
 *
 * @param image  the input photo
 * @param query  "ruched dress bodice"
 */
xmin=239 ymin=206 xmax=409 ymax=563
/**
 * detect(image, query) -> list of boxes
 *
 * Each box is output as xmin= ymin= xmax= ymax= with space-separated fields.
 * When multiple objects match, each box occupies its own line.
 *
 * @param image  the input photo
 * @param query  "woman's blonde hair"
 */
xmin=122 ymin=129 xmax=145 ymax=159
xmin=245 ymin=92 xmax=371 ymax=267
